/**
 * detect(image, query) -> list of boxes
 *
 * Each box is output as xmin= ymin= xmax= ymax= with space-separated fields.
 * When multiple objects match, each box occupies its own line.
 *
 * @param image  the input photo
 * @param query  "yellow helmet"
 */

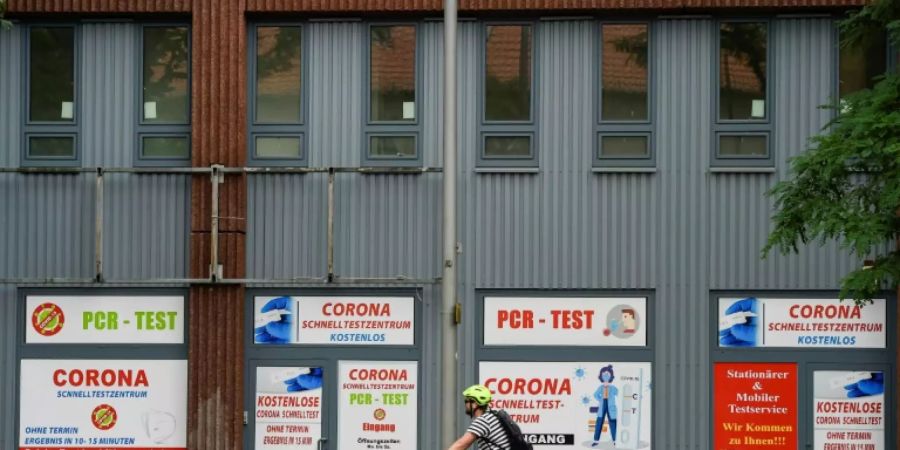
xmin=462 ymin=384 xmax=492 ymax=406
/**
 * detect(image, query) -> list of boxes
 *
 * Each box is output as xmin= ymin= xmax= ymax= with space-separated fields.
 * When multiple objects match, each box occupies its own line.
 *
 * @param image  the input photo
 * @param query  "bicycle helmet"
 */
xmin=462 ymin=384 xmax=492 ymax=406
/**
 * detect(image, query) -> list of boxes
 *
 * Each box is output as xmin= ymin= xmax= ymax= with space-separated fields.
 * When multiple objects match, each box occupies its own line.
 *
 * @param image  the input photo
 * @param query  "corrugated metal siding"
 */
xmin=247 ymin=174 xmax=329 ymax=279
xmin=709 ymin=18 xmax=859 ymax=290
xmin=307 ymin=21 xmax=363 ymax=168
xmin=654 ymin=18 xmax=712 ymax=450
xmin=8 ymin=0 xmax=191 ymax=14
xmin=1 ymin=26 xmax=21 ymax=168
xmin=0 ymin=285 xmax=16 ymax=450
xmin=82 ymin=22 xmax=135 ymax=168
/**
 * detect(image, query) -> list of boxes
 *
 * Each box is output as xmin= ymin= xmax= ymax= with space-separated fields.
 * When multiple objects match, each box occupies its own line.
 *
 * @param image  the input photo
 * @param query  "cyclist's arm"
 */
xmin=447 ymin=431 xmax=477 ymax=450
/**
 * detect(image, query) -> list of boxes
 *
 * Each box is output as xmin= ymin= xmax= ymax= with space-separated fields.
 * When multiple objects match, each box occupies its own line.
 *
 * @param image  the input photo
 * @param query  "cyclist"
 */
xmin=446 ymin=384 xmax=510 ymax=450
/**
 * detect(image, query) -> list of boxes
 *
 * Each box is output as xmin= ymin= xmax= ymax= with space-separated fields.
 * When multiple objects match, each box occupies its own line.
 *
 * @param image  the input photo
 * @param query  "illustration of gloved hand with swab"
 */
xmin=843 ymin=372 xmax=884 ymax=398
xmin=718 ymin=297 xmax=759 ymax=347
xmin=271 ymin=367 xmax=324 ymax=392
xmin=254 ymin=296 xmax=295 ymax=344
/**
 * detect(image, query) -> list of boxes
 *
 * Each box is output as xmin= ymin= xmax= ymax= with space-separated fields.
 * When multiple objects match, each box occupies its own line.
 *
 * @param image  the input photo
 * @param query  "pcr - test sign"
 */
xmin=256 ymin=366 xmax=323 ymax=450
xmin=479 ymin=361 xmax=652 ymax=449
xmin=814 ymin=371 xmax=885 ymax=450
xmin=718 ymin=298 xmax=885 ymax=348
xmin=338 ymin=361 xmax=418 ymax=450
xmin=19 ymin=359 xmax=187 ymax=450
xmin=254 ymin=296 xmax=414 ymax=346
xmin=483 ymin=297 xmax=647 ymax=347
xmin=25 ymin=296 xmax=185 ymax=344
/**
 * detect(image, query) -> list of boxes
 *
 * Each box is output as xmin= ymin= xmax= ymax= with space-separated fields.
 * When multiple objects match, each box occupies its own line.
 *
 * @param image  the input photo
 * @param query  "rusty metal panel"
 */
xmin=8 ymin=0 xmax=191 ymax=13
xmin=188 ymin=285 xmax=244 ymax=450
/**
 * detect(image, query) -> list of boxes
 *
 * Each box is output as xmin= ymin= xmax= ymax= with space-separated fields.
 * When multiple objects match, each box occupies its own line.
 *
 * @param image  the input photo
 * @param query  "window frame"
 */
xmin=594 ymin=20 xmax=655 ymax=169
xmin=478 ymin=21 xmax=539 ymax=170
xmin=712 ymin=18 xmax=774 ymax=169
xmin=135 ymin=23 xmax=192 ymax=167
xmin=22 ymin=23 xmax=80 ymax=168
xmin=362 ymin=22 xmax=423 ymax=168
xmin=248 ymin=22 xmax=308 ymax=167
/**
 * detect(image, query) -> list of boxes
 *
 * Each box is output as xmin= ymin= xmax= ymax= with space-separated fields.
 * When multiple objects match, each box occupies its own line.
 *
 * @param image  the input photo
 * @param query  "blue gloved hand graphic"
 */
xmin=254 ymin=296 xmax=294 ymax=344
xmin=284 ymin=367 xmax=324 ymax=392
xmin=845 ymin=372 xmax=884 ymax=398
xmin=718 ymin=297 xmax=758 ymax=347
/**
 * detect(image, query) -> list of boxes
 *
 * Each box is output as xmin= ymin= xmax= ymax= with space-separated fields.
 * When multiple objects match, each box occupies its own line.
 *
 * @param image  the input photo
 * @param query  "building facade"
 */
xmin=1 ymin=1 xmax=897 ymax=449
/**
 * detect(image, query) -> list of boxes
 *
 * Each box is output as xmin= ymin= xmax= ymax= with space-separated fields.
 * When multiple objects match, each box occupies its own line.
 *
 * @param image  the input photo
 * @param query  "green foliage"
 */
xmin=763 ymin=0 xmax=900 ymax=306
xmin=1 ymin=0 xmax=12 ymax=29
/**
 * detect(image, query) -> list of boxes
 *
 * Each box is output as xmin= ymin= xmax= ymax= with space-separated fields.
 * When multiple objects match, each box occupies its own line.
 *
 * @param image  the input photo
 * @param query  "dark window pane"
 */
xmin=29 ymin=27 xmax=75 ymax=122
xmin=602 ymin=24 xmax=648 ymax=121
xmin=484 ymin=136 xmax=531 ymax=158
xmin=370 ymin=26 xmax=416 ymax=122
xmin=256 ymin=136 xmax=302 ymax=159
xmin=719 ymin=135 xmax=767 ymax=157
xmin=485 ymin=25 xmax=532 ymax=121
xmin=720 ymin=22 xmax=767 ymax=120
xmin=600 ymin=136 xmax=649 ymax=158
xmin=29 ymin=137 xmax=75 ymax=158
xmin=143 ymin=27 xmax=189 ymax=123
xmin=839 ymin=32 xmax=887 ymax=98
xmin=142 ymin=136 xmax=189 ymax=159
xmin=370 ymin=136 xmax=416 ymax=158
xmin=257 ymin=27 xmax=302 ymax=123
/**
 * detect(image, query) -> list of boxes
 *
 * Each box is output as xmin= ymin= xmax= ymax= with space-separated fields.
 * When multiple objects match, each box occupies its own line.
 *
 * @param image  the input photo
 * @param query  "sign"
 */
xmin=479 ymin=361 xmax=651 ymax=449
xmin=483 ymin=297 xmax=647 ymax=347
xmin=714 ymin=362 xmax=797 ymax=450
xmin=254 ymin=296 xmax=415 ymax=346
xmin=814 ymin=371 xmax=884 ymax=450
xmin=718 ymin=298 xmax=885 ymax=348
xmin=19 ymin=359 xmax=187 ymax=450
xmin=25 ymin=296 xmax=185 ymax=344
xmin=338 ymin=361 xmax=418 ymax=450
xmin=255 ymin=366 xmax=323 ymax=450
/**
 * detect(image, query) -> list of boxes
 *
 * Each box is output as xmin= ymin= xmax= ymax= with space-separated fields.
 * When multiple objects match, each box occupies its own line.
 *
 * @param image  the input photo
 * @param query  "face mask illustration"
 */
xmin=143 ymin=409 xmax=177 ymax=444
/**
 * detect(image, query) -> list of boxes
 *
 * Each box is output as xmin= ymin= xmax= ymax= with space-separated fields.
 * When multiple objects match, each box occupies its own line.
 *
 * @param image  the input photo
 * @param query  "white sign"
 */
xmin=814 ymin=371 xmax=885 ymax=450
xmin=254 ymin=296 xmax=415 ymax=346
xmin=483 ymin=297 xmax=646 ymax=347
xmin=19 ymin=359 xmax=187 ymax=450
xmin=25 ymin=296 xmax=185 ymax=344
xmin=144 ymin=101 xmax=158 ymax=120
xmin=402 ymin=102 xmax=415 ymax=120
xmin=479 ymin=361 xmax=652 ymax=449
xmin=338 ymin=361 xmax=417 ymax=450
xmin=256 ymin=366 xmax=323 ymax=450
xmin=718 ymin=297 xmax=886 ymax=348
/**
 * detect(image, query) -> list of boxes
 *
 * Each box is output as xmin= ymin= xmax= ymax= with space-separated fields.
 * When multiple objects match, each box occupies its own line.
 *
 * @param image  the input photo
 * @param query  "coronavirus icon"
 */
xmin=31 ymin=303 xmax=65 ymax=336
xmin=92 ymin=404 xmax=118 ymax=430
xmin=373 ymin=408 xmax=386 ymax=421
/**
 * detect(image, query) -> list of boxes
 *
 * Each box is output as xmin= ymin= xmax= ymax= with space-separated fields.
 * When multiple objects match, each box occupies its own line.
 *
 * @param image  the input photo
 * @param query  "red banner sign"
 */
xmin=714 ymin=362 xmax=798 ymax=450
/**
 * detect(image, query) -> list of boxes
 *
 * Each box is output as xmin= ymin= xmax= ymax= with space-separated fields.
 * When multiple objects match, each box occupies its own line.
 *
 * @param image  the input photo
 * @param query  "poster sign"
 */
xmin=479 ymin=361 xmax=651 ymax=449
xmin=718 ymin=298 xmax=885 ymax=348
xmin=338 ymin=361 xmax=418 ymax=450
xmin=19 ymin=359 xmax=187 ymax=450
xmin=714 ymin=362 xmax=797 ymax=450
xmin=254 ymin=296 xmax=414 ymax=346
xmin=255 ymin=366 xmax=323 ymax=449
xmin=483 ymin=297 xmax=647 ymax=347
xmin=25 ymin=296 xmax=185 ymax=344
xmin=814 ymin=371 xmax=884 ymax=450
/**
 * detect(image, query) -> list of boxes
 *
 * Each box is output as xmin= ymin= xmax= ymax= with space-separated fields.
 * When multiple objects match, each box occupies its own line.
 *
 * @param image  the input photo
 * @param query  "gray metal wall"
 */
xmin=0 ymin=22 xmax=189 ymax=450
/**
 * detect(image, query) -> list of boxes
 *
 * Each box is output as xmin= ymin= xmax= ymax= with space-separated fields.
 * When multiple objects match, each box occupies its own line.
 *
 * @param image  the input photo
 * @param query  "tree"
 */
xmin=763 ymin=0 xmax=900 ymax=306
xmin=1 ymin=0 xmax=12 ymax=29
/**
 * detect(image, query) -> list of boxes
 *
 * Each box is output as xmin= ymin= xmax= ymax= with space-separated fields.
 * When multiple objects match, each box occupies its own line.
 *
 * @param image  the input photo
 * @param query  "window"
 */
xmin=23 ymin=25 xmax=78 ymax=167
xmin=480 ymin=23 xmax=536 ymax=168
xmin=137 ymin=25 xmax=191 ymax=166
xmin=839 ymin=30 xmax=887 ymax=101
xmin=249 ymin=25 xmax=305 ymax=166
xmin=596 ymin=23 xmax=653 ymax=169
xmin=364 ymin=24 xmax=420 ymax=166
xmin=713 ymin=21 xmax=772 ymax=168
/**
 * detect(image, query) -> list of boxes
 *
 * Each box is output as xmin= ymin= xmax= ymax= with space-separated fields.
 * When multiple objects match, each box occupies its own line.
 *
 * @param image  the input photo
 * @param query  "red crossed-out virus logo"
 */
xmin=91 ymin=404 xmax=118 ymax=430
xmin=31 ymin=303 xmax=65 ymax=337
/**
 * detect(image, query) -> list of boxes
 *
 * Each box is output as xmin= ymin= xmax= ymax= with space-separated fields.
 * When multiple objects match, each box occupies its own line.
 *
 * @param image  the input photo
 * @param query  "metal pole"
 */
xmin=442 ymin=0 xmax=459 ymax=448
xmin=210 ymin=164 xmax=223 ymax=282
xmin=94 ymin=168 xmax=104 ymax=282
xmin=327 ymin=168 xmax=335 ymax=283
